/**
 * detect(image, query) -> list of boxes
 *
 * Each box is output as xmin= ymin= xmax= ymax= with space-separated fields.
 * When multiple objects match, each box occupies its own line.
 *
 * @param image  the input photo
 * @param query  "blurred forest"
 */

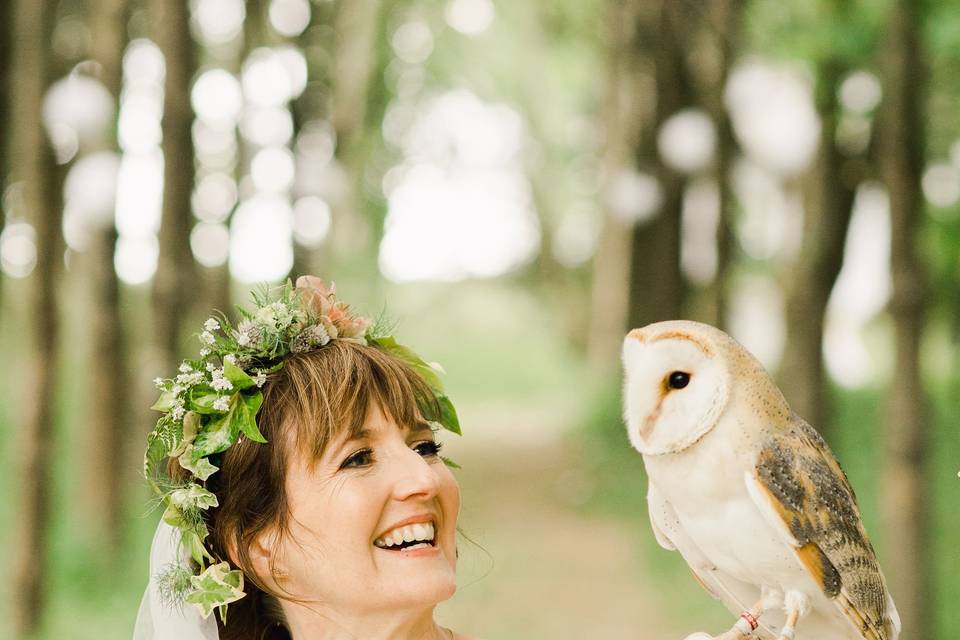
xmin=0 ymin=0 xmax=958 ymax=639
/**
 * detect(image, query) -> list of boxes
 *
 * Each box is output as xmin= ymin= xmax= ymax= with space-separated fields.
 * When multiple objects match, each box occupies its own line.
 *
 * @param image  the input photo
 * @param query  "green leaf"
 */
xmin=193 ymin=409 xmax=240 ymax=458
xmin=369 ymin=336 xmax=444 ymax=389
xmin=177 ymin=448 xmax=219 ymax=481
xmin=151 ymin=391 xmax=176 ymax=412
xmin=186 ymin=562 xmax=246 ymax=620
xmin=223 ymin=361 xmax=255 ymax=390
xmin=188 ymin=386 xmax=227 ymax=415
xmin=235 ymin=391 xmax=267 ymax=443
xmin=169 ymin=483 xmax=219 ymax=511
xmin=436 ymin=394 xmax=461 ymax=435
xmin=441 ymin=456 xmax=461 ymax=470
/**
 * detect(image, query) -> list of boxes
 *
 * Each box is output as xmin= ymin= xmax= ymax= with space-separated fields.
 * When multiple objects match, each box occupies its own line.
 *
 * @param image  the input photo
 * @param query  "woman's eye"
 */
xmin=413 ymin=440 xmax=441 ymax=458
xmin=340 ymin=448 xmax=373 ymax=469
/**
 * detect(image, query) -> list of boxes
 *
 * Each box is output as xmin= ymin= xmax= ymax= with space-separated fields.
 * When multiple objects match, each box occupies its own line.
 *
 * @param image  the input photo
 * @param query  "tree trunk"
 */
xmin=626 ymin=0 xmax=691 ymax=330
xmin=586 ymin=0 xmax=649 ymax=369
xmin=151 ymin=0 xmax=196 ymax=373
xmin=10 ymin=0 xmax=63 ymax=634
xmin=86 ymin=0 xmax=130 ymax=554
xmin=704 ymin=0 xmax=743 ymax=330
xmin=778 ymin=55 xmax=858 ymax=437
xmin=0 ymin=0 xmax=14 ymax=313
xmin=879 ymin=0 xmax=931 ymax=635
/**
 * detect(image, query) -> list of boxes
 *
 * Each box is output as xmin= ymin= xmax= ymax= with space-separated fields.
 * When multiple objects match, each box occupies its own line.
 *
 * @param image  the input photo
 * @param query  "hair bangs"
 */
xmin=266 ymin=340 xmax=440 ymax=465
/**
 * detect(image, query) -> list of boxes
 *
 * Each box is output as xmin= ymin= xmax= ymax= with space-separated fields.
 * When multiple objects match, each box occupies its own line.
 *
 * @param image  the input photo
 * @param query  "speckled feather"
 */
xmin=754 ymin=418 xmax=892 ymax=640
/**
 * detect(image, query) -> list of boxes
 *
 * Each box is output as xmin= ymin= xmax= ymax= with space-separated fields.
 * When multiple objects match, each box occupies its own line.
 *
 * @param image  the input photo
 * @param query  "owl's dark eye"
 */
xmin=667 ymin=371 xmax=691 ymax=390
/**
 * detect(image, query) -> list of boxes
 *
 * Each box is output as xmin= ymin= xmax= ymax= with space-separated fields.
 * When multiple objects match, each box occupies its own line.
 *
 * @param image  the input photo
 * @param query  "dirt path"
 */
xmin=435 ymin=406 xmax=683 ymax=640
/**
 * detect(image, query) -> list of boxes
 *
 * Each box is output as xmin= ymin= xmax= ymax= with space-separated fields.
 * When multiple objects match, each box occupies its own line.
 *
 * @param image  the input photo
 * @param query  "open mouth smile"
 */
xmin=373 ymin=521 xmax=436 ymax=551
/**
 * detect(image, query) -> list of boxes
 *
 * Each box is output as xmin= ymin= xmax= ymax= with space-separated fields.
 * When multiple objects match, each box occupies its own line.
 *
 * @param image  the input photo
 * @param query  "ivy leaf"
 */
xmin=177 ymin=448 xmax=219 ymax=481
xmin=151 ymin=390 xmax=176 ymax=412
xmin=223 ymin=361 xmax=255 ymax=390
xmin=186 ymin=562 xmax=245 ymax=619
xmin=193 ymin=408 xmax=240 ymax=458
xmin=169 ymin=483 xmax=219 ymax=511
xmin=234 ymin=391 xmax=267 ymax=443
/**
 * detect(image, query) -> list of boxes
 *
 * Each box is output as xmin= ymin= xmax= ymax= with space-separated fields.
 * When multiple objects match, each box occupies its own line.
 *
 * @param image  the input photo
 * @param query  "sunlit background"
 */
xmin=1 ymin=0 xmax=959 ymax=639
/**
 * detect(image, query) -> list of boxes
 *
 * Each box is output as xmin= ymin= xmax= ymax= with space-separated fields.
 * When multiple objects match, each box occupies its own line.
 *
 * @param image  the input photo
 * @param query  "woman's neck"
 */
xmin=281 ymin=602 xmax=449 ymax=640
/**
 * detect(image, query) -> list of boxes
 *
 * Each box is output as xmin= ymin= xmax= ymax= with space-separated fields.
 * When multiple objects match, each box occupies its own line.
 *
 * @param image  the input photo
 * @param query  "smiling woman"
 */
xmin=134 ymin=277 xmax=473 ymax=640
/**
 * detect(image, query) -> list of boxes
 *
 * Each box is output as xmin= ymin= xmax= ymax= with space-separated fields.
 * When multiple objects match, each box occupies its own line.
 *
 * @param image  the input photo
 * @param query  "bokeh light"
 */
xmin=726 ymin=61 xmax=820 ymax=177
xmin=445 ymin=0 xmax=495 ymax=35
xmin=658 ymin=109 xmax=716 ymax=174
xmin=241 ymin=106 xmax=294 ymax=147
xmin=0 ymin=222 xmax=37 ymax=279
xmin=922 ymin=163 xmax=960 ymax=209
xmin=251 ymin=146 xmax=296 ymax=193
xmin=115 ymin=233 xmax=159 ymax=285
xmin=839 ymin=71 xmax=882 ymax=114
xmin=292 ymin=196 xmax=332 ymax=247
xmin=191 ymin=222 xmax=231 ymax=267
xmin=191 ymin=0 xmax=245 ymax=45
xmin=269 ymin=0 xmax=311 ymax=38
xmin=604 ymin=169 xmax=661 ymax=225
xmin=392 ymin=20 xmax=433 ymax=65
xmin=192 ymin=172 xmax=238 ymax=223
xmin=192 ymin=68 xmax=243 ymax=127
xmin=243 ymin=48 xmax=295 ymax=107
xmin=229 ymin=195 xmax=294 ymax=282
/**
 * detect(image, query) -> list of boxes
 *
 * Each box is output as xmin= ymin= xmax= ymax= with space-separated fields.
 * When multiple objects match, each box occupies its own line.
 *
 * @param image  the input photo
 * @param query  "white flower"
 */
xmin=212 ymin=396 xmax=231 ymax=412
xmin=171 ymin=384 xmax=184 ymax=395
xmin=179 ymin=363 xmax=193 ymax=374
xmin=175 ymin=371 xmax=204 ymax=387
xmin=254 ymin=372 xmax=267 ymax=388
xmin=204 ymin=318 xmax=221 ymax=332
xmin=171 ymin=401 xmax=186 ymax=422
xmin=199 ymin=331 xmax=216 ymax=345
xmin=200 ymin=348 xmax=211 ymax=357
xmin=206 ymin=362 xmax=217 ymax=372
xmin=210 ymin=368 xmax=233 ymax=392
xmin=255 ymin=306 xmax=276 ymax=327
xmin=153 ymin=377 xmax=164 ymax=388
xmin=236 ymin=333 xmax=250 ymax=347
xmin=223 ymin=354 xmax=236 ymax=365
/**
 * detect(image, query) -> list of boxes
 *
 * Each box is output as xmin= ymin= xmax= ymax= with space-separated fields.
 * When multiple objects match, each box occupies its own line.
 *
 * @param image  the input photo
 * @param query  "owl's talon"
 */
xmin=775 ymin=608 xmax=800 ymax=640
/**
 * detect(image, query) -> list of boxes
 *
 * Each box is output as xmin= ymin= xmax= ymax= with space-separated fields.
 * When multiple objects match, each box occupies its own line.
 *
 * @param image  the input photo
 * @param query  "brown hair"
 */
xmin=171 ymin=340 xmax=440 ymax=640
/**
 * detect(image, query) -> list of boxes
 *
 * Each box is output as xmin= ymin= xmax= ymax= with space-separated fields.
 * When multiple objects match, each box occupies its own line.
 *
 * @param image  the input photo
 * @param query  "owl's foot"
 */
xmin=714 ymin=600 xmax=765 ymax=639
xmin=776 ymin=591 xmax=810 ymax=640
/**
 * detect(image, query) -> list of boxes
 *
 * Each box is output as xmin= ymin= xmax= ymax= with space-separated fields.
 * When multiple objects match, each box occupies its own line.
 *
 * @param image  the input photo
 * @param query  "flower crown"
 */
xmin=144 ymin=276 xmax=461 ymax=622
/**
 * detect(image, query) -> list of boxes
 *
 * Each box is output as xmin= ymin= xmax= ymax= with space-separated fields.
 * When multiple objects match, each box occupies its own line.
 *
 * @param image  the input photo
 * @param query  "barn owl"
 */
xmin=621 ymin=320 xmax=900 ymax=640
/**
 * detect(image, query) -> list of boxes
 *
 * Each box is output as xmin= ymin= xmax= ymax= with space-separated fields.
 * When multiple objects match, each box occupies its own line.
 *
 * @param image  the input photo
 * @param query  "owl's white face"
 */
xmin=622 ymin=332 xmax=730 ymax=455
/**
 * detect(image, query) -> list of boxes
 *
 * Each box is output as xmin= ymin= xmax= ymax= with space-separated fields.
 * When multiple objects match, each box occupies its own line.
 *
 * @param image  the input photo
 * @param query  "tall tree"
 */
xmin=87 ymin=0 xmax=130 ymax=553
xmin=878 ymin=0 xmax=932 ymax=635
xmin=151 ymin=0 xmax=196 ymax=373
xmin=702 ymin=0 xmax=743 ymax=329
xmin=587 ymin=0 xmax=650 ymax=369
xmin=10 ymin=0 xmax=64 ymax=635
xmin=0 ymin=0 xmax=13 ymax=312
xmin=778 ymin=48 xmax=860 ymax=437
xmin=626 ymin=0 xmax=692 ymax=331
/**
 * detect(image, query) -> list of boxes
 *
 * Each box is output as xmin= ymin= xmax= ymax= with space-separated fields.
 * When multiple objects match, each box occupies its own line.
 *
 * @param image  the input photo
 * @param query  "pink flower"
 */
xmin=295 ymin=275 xmax=336 ymax=317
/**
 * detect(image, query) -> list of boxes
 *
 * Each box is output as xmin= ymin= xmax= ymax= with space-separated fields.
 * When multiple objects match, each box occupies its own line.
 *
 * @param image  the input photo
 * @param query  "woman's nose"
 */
xmin=390 ymin=446 xmax=440 ymax=501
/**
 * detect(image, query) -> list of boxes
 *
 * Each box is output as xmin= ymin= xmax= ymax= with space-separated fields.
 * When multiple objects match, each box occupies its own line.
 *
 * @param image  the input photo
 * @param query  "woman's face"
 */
xmin=269 ymin=401 xmax=460 ymax=614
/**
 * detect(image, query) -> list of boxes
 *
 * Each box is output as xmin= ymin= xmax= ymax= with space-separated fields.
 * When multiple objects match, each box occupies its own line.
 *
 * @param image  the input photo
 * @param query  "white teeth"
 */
xmin=374 ymin=521 xmax=436 ymax=549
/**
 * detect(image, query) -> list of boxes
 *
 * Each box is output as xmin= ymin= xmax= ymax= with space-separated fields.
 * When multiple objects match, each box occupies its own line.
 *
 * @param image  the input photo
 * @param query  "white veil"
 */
xmin=133 ymin=520 xmax=220 ymax=640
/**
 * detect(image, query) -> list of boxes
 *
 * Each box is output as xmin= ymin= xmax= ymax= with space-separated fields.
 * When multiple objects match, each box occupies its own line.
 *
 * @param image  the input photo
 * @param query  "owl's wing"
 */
xmin=744 ymin=417 xmax=898 ymax=640
xmin=648 ymin=483 xmax=780 ymax=639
